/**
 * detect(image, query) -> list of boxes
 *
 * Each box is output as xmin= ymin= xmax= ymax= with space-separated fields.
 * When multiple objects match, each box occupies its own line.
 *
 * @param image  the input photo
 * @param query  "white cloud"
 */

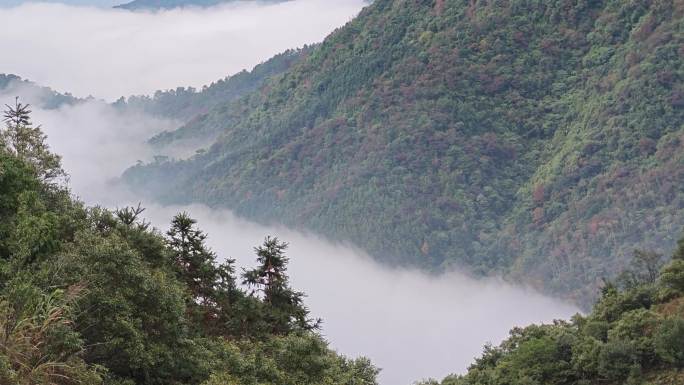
xmin=0 ymin=0 xmax=366 ymax=100
xmin=138 ymin=204 xmax=580 ymax=385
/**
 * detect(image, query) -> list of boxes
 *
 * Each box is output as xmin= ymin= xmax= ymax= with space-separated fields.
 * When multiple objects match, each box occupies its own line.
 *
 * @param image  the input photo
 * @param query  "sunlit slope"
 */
xmin=124 ymin=0 xmax=684 ymax=307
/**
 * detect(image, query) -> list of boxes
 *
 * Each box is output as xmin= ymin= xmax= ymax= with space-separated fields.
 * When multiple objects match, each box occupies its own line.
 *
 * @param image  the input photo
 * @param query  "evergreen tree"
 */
xmin=114 ymin=202 xmax=149 ymax=230
xmin=1 ymin=98 xmax=63 ymax=182
xmin=167 ymin=212 xmax=237 ymax=333
xmin=243 ymin=236 xmax=319 ymax=334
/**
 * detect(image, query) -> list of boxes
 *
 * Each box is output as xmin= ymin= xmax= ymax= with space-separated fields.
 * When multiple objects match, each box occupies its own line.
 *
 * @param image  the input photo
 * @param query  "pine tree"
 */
xmin=1 ymin=97 xmax=63 ymax=182
xmin=167 ymin=212 xmax=237 ymax=332
xmin=243 ymin=236 xmax=319 ymax=334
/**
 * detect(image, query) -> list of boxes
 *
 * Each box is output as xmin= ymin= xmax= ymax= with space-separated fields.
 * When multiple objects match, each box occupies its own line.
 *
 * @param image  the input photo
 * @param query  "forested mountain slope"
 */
xmin=117 ymin=47 xmax=310 ymax=146
xmin=124 ymin=0 xmax=684 ymax=307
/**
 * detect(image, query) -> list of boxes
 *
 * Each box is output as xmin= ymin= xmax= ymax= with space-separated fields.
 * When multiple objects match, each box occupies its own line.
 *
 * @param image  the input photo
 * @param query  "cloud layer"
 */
xmin=141 ymin=204 xmax=580 ymax=384
xmin=0 ymin=0 xmax=366 ymax=100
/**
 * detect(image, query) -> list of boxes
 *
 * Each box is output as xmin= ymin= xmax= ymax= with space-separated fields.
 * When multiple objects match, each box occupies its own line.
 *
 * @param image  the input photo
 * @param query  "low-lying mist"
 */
xmin=1 ymin=84 xmax=579 ymax=385
xmin=140 ymin=204 xmax=579 ymax=384
xmin=0 ymin=0 xmax=367 ymax=100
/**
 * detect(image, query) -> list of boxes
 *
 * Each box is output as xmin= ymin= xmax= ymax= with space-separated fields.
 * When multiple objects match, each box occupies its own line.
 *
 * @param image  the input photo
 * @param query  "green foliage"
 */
xmin=119 ymin=47 xmax=311 ymax=147
xmin=0 ymin=106 xmax=377 ymax=384
xmin=654 ymin=317 xmax=684 ymax=367
xmin=0 ymin=74 xmax=82 ymax=110
xmin=1 ymin=97 xmax=64 ymax=182
xmin=124 ymin=0 xmax=684 ymax=308
xmin=202 ymin=335 xmax=378 ymax=385
xmin=0 ymin=283 xmax=103 ymax=385
xmin=242 ymin=237 xmax=319 ymax=335
xmin=660 ymin=260 xmax=684 ymax=294
xmin=425 ymin=242 xmax=684 ymax=385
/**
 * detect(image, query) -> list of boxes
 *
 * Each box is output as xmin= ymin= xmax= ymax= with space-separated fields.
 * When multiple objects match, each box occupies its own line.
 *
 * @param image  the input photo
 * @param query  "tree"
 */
xmin=243 ymin=237 xmax=319 ymax=334
xmin=617 ymin=249 xmax=665 ymax=288
xmin=167 ymin=212 xmax=238 ymax=333
xmin=114 ymin=202 xmax=149 ymax=230
xmin=1 ymin=98 xmax=63 ymax=182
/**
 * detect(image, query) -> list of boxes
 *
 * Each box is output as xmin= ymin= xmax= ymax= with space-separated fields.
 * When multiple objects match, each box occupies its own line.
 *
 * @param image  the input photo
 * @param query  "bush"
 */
xmin=660 ymin=260 xmax=684 ymax=293
xmin=597 ymin=339 xmax=637 ymax=381
xmin=654 ymin=318 xmax=684 ymax=367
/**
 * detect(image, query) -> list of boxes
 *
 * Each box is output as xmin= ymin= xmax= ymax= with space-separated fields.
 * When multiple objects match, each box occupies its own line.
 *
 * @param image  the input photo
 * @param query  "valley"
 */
xmin=0 ymin=0 xmax=682 ymax=384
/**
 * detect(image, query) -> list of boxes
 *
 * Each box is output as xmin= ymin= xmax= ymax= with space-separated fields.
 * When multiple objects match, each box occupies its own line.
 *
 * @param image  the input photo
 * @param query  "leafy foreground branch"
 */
xmin=0 ymin=101 xmax=378 ymax=384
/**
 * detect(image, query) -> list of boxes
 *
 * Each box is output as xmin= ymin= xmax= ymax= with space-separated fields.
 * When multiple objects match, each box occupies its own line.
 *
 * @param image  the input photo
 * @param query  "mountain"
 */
xmin=124 ymin=0 xmax=684 ymax=307
xmin=0 ymin=73 xmax=84 ymax=109
xmin=116 ymin=47 xmax=311 ymax=147
xmin=114 ymin=0 xmax=289 ymax=10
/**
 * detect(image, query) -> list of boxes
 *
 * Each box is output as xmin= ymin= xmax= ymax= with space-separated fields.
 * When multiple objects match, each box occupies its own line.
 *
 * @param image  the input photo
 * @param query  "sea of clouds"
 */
xmin=0 ymin=2 xmax=579 ymax=383
xmin=0 ymin=0 xmax=365 ymax=100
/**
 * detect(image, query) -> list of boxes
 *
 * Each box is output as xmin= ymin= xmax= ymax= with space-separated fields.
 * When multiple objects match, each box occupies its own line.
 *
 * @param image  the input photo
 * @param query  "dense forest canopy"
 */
xmin=124 ymin=0 xmax=684 ymax=308
xmin=2 ymin=0 xmax=684 ymax=382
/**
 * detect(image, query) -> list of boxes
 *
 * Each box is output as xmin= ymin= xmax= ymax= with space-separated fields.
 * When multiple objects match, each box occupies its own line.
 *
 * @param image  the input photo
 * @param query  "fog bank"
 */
xmin=0 ymin=0 xmax=367 ymax=100
xmin=140 ymin=204 xmax=580 ymax=384
xmin=0 ymin=87 xmax=579 ymax=385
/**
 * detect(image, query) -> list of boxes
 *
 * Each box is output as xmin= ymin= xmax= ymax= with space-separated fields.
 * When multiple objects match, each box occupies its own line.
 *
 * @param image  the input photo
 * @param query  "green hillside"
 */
xmin=116 ymin=47 xmax=310 ymax=146
xmin=420 ymin=245 xmax=684 ymax=385
xmin=0 ymin=100 xmax=378 ymax=384
xmin=124 ymin=0 xmax=684 ymax=307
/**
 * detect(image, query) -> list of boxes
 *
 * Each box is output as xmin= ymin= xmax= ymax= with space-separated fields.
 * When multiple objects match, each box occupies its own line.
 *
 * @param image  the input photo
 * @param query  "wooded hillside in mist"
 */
xmin=124 ymin=0 xmax=684 ymax=307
